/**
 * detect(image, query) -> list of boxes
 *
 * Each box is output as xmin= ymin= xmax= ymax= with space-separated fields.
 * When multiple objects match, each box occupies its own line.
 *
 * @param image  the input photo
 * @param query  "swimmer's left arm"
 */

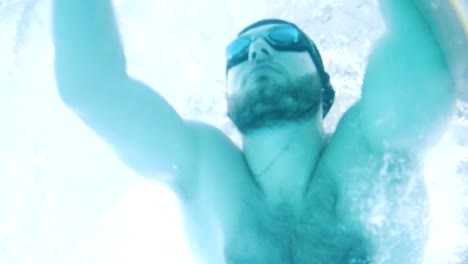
xmin=358 ymin=0 xmax=456 ymax=154
xmin=329 ymin=3 xmax=450 ymax=260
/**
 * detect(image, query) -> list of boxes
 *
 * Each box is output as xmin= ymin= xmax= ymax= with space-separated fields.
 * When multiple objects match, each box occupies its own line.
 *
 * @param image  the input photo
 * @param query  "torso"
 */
xmin=175 ymin=108 xmax=428 ymax=264
xmin=219 ymin=180 xmax=372 ymax=264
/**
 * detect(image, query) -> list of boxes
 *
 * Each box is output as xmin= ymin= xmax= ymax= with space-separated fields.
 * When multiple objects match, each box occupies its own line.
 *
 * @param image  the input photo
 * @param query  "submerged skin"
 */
xmin=53 ymin=0 xmax=455 ymax=263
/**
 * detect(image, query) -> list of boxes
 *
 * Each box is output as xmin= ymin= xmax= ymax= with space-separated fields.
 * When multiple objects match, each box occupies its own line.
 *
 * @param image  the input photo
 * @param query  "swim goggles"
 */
xmin=226 ymin=25 xmax=311 ymax=71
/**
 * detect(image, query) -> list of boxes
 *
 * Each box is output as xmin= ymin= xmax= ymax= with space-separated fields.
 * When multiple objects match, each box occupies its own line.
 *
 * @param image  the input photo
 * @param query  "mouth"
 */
xmin=246 ymin=65 xmax=280 ymax=80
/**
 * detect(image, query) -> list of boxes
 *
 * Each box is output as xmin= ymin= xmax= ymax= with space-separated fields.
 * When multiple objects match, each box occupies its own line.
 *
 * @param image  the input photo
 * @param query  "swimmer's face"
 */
xmin=226 ymin=24 xmax=322 ymax=134
xmin=226 ymin=24 xmax=319 ymax=97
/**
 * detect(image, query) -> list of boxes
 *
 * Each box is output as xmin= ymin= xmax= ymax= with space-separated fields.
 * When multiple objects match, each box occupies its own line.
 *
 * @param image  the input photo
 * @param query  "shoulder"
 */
xmin=165 ymin=121 xmax=240 ymax=199
xmin=320 ymin=103 xmax=371 ymax=174
xmin=318 ymin=102 xmax=427 ymax=214
xmin=187 ymin=121 xmax=242 ymax=157
xmin=188 ymin=121 xmax=250 ymax=183
xmin=183 ymin=121 xmax=250 ymax=192
xmin=320 ymin=102 xmax=422 ymax=186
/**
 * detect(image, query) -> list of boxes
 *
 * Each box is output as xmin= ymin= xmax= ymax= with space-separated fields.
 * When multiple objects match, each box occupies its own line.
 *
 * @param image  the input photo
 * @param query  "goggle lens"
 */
xmin=267 ymin=26 xmax=300 ymax=47
xmin=226 ymin=37 xmax=250 ymax=61
xmin=226 ymin=26 xmax=307 ymax=70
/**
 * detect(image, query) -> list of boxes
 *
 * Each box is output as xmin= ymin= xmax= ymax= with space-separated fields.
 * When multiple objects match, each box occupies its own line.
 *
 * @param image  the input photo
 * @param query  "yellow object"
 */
xmin=450 ymin=0 xmax=468 ymax=35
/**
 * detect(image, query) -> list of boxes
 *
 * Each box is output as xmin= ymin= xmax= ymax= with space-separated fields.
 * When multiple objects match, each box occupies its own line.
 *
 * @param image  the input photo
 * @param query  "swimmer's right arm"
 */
xmin=52 ymin=0 xmax=200 ymax=192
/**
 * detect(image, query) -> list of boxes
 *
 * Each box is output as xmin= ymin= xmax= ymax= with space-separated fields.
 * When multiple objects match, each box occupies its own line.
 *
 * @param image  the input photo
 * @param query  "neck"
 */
xmin=242 ymin=118 xmax=325 ymax=209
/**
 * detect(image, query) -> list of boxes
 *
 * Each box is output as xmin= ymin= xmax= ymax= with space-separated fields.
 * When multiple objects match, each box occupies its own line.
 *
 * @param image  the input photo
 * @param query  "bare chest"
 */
xmin=220 ymin=198 xmax=371 ymax=264
xmin=187 ymin=145 xmax=372 ymax=263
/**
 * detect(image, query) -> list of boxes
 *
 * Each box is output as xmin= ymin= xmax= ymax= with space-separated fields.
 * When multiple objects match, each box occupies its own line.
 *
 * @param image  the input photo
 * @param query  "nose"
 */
xmin=248 ymin=38 xmax=272 ymax=62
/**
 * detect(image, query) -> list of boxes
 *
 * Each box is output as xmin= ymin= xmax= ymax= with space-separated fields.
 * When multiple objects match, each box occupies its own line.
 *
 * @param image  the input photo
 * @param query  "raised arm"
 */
xmin=358 ymin=0 xmax=456 ymax=154
xmin=329 ymin=2 xmax=456 ymax=260
xmin=52 ymin=0 xmax=200 ymax=191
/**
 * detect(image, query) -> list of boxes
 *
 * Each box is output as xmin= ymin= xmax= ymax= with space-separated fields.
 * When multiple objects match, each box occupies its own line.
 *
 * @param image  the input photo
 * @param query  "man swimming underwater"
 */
xmin=52 ymin=0 xmax=455 ymax=263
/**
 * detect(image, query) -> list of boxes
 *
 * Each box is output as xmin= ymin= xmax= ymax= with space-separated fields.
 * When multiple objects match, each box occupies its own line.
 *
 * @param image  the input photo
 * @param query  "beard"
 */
xmin=227 ymin=74 xmax=321 ymax=135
